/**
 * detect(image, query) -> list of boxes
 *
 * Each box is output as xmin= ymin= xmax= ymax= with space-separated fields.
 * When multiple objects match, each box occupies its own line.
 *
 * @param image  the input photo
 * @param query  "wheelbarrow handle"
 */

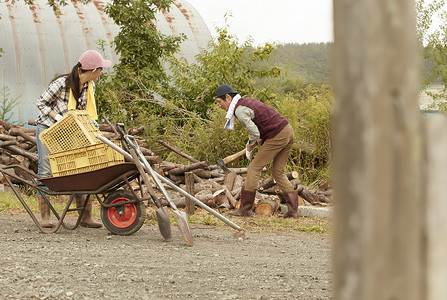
xmin=96 ymin=134 xmax=244 ymax=232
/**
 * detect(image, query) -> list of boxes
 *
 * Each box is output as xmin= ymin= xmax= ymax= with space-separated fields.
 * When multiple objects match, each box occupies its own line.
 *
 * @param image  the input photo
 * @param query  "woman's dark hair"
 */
xmin=49 ymin=62 xmax=88 ymax=100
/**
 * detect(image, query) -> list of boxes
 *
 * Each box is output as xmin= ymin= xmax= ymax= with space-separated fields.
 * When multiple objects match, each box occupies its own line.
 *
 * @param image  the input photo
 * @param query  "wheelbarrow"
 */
xmin=0 ymin=163 xmax=148 ymax=236
xmin=0 ymin=126 xmax=245 ymax=245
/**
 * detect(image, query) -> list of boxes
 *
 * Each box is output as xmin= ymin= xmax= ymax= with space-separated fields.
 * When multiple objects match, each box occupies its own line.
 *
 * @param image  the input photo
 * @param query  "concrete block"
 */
xmin=280 ymin=203 xmax=333 ymax=218
xmin=298 ymin=206 xmax=333 ymax=218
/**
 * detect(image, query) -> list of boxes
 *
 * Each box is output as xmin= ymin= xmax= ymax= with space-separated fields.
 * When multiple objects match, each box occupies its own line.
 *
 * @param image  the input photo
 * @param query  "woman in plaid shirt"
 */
xmin=35 ymin=50 xmax=112 ymax=228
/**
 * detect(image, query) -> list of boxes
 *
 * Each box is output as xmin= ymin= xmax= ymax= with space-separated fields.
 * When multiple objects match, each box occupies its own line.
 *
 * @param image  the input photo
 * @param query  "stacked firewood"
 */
xmin=0 ymin=120 xmax=333 ymax=216
xmin=0 ymin=120 xmax=39 ymax=175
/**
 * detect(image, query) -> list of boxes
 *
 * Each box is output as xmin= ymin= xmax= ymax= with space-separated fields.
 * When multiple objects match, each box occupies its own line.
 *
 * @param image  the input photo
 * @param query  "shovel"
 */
xmin=128 ymin=147 xmax=171 ymax=242
xmin=116 ymin=124 xmax=194 ymax=246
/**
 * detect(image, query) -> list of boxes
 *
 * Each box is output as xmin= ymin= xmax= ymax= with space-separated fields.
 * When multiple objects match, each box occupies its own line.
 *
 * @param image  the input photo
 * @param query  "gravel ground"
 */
xmin=0 ymin=212 xmax=332 ymax=300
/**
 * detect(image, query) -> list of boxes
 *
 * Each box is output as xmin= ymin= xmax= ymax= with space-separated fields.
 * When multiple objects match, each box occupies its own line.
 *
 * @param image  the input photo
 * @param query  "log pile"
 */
xmin=0 ymin=120 xmax=39 ymax=178
xmin=0 ymin=120 xmax=333 ymax=217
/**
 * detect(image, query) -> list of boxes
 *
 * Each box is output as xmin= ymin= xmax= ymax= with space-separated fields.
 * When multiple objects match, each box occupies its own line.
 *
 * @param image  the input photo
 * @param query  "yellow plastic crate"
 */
xmin=39 ymin=110 xmax=102 ymax=153
xmin=49 ymin=141 xmax=125 ymax=177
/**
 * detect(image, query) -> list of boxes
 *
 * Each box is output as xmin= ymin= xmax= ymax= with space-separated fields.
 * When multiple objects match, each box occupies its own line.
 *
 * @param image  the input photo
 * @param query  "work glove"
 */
xmin=245 ymin=140 xmax=253 ymax=160
xmin=246 ymin=148 xmax=253 ymax=160
xmin=92 ymin=120 xmax=99 ymax=129
xmin=54 ymin=114 xmax=63 ymax=121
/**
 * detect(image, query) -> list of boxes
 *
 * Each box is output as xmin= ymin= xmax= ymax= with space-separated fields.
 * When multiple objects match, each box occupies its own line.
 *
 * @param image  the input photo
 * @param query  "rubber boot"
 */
xmin=229 ymin=189 xmax=256 ymax=217
xmin=76 ymin=197 xmax=102 ymax=228
xmin=37 ymin=195 xmax=54 ymax=228
xmin=282 ymin=190 xmax=299 ymax=218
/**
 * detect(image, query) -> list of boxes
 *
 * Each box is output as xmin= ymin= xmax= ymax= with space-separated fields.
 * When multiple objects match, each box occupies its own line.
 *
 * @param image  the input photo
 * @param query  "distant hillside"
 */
xmin=271 ymin=42 xmax=332 ymax=83
xmin=270 ymin=42 xmax=438 ymax=84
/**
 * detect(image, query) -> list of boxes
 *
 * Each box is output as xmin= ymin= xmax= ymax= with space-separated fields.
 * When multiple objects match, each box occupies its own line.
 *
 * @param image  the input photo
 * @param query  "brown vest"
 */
xmin=235 ymin=98 xmax=289 ymax=143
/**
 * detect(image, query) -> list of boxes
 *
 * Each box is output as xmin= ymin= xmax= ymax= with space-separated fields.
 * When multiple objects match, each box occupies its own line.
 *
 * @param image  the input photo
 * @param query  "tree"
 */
xmin=95 ymin=0 xmax=186 ymax=123
xmin=416 ymin=0 xmax=447 ymax=85
xmin=104 ymin=0 xmax=184 ymax=88
xmin=161 ymin=27 xmax=281 ymax=118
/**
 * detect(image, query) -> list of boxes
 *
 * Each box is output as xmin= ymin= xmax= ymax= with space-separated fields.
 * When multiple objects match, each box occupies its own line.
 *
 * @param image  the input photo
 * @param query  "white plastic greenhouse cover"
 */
xmin=0 ymin=0 xmax=211 ymax=124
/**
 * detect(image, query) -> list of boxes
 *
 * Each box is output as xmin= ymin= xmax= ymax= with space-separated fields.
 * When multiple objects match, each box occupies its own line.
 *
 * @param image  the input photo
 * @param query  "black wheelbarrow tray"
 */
xmin=0 ymin=163 xmax=151 ymax=235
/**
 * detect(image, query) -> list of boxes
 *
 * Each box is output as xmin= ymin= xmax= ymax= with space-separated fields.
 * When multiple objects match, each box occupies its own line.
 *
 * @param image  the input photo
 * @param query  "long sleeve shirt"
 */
xmin=36 ymin=76 xmax=92 ymax=127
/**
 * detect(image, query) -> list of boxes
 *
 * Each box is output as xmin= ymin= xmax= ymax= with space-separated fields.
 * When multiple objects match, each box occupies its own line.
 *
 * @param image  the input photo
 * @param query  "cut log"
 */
xmin=185 ymin=172 xmax=195 ymax=215
xmin=0 ymin=134 xmax=17 ymax=141
xmin=209 ymin=170 xmax=224 ymax=178
xmin=0 ymin=120 xmax=12 ymax=131
xmin=191 ymin=168 xmax=212 ymax=179
xmin=17 ymin=142 xmax=34 ymax=150
xmin=144 ymin=156 xmax=163 ymax=165
xmin=101 ymin=131 xmax=119 ymax=140
xmin=209 ymin=177 xmax=224 ymax=184
xmin=4 ymin=145 xmax=38 ymax=162
xmin=260 ymin=186 xmax=282 ymax=194
xmin=229 ymin=167 xmax=249 ymax=174
xmin=193 ymin=194 xmax=215 ymax=206
xmin=232 ymin=186 xmax=242 ymax=200
xmin=298 ymin=187 xmax=322 ymax=206
xmin=259 ymin=171 xmax=299 ymax=191
xmin=224 ymin=186 xmax=236 ymax=207
xmin=191 ymin=182 xmax=220 ymax=194
xmin=192 ymin=173 xmax=203 ymax=183
xmin=0 ymin=141 xmax=16 ymax=148
xmin=233 ymin=175 xmax=244 ymax=190
xmin=224 ymin=170 xmax=236 ymax=191
xmin=212 ymin=189 xmax=229 ymax=208
xmin=286 ymin=171 xmax=299 ymax=180
xmin=9 ymin=127 xmax=37 ymax=145
xmin=168 ymin=174 xmax=185 ymax=183
xmin=254 ymin=199 xmax=280 ymax=216
xmin=140 ymin=147 xmax=155 ymax=157
xmin=168 ymin=161 xmax=210 ymax=176
xmin=159 ymin=161 xmax=184 ymax=171
xmin=259 ymin=177 xmax=275 ymax=190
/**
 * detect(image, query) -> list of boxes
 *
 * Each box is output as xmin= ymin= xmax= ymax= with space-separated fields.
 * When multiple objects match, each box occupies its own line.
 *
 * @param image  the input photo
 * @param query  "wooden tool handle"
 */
xmin=223 ymin=148 xmax=247 ymax=164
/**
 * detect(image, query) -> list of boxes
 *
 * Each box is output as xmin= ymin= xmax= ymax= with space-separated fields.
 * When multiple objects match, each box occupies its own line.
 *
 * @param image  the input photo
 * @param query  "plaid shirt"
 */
xmin=36 ymin=76 xmax=94 ymax=127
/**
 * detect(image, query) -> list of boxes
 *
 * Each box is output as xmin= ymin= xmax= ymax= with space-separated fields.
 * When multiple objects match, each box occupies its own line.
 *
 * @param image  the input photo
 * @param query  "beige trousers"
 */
xmin=245 ymin=124 xmax=295 ymax=192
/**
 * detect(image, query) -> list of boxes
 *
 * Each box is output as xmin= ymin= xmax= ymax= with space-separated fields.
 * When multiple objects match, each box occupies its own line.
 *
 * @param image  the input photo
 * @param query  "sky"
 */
xmin=184 ymin=0 xmax=334 ymax=46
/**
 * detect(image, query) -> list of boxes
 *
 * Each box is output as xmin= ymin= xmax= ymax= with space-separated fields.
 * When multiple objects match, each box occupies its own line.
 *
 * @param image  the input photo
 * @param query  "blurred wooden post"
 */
xmin=332 ymin=0 xmax=425 ymax=299
xmin=425 ymin=116 xmax=447 ymax=299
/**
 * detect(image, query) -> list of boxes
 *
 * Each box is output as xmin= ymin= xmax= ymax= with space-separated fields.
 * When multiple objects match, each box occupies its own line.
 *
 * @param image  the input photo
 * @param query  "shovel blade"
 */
xmin=156 ymin=206 xmax=172 ymax=242
xmin=173 ymin=210 xmax=194 ymax=246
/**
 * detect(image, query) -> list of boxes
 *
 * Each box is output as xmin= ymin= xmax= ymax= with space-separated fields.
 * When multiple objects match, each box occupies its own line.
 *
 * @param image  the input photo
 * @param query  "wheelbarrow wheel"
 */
xmin=101 ymin=190 xmax=146 ymax=236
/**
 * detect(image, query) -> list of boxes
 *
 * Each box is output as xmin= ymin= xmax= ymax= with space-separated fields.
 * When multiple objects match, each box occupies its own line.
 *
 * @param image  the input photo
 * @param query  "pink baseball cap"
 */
xmin=78 ymin=50 xmax=112 ymax=70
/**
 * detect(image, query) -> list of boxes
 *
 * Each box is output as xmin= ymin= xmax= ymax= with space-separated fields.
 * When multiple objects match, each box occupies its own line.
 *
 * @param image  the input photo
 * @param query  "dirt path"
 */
xmin=0 ymin=212 xmax=332 ymax=300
